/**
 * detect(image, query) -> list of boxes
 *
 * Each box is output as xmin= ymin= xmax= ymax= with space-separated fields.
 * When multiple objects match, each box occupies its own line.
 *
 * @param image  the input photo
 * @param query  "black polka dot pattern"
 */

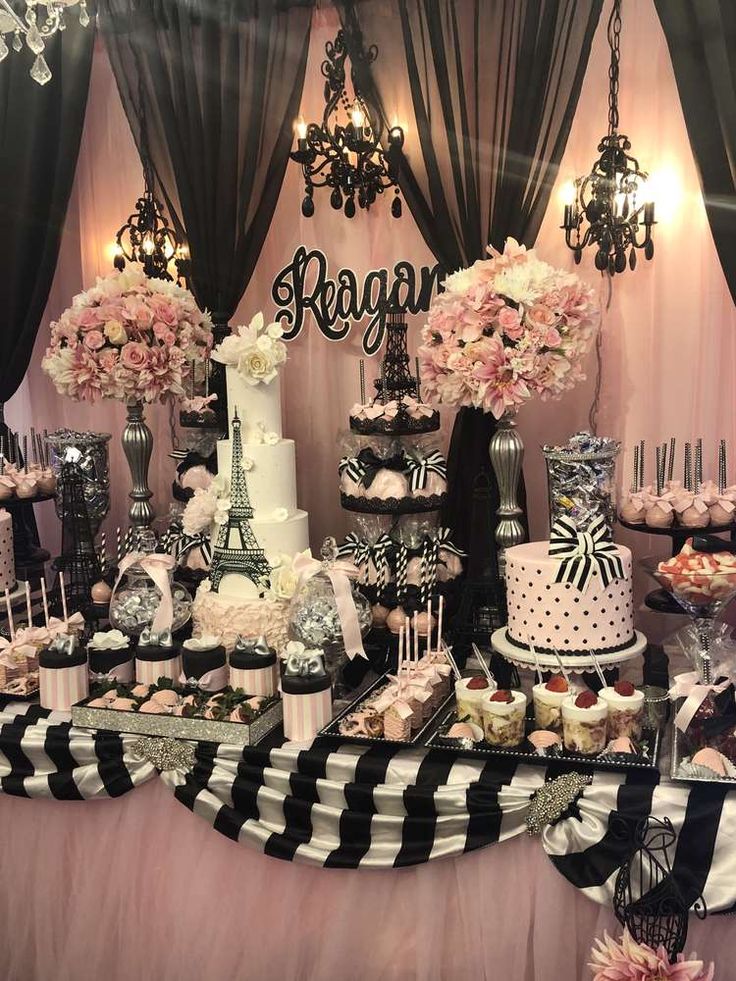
xmin=504 ymin=543 xmax=634 ymax=655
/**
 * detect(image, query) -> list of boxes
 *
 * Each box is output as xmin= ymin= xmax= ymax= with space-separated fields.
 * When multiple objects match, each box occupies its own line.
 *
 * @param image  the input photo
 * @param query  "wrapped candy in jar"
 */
xmin=109 ymin=550 xmax=192 ymax=638
xmin=280 ymin=646 xmax=333 ymax=742
xmin=543 ymin=433 xmax=620 ymax=535
xmin=39 ymin=635 xmax=89 ymax=711
xmin=229 ymin=635 xmax=278 ymax=696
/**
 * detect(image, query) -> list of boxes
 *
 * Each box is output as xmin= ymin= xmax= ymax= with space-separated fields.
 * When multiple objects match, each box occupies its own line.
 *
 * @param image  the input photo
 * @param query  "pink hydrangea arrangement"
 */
xmin=42 ymin=269 xmax=212 ymax=404
xmin=589 ymin=929 xmax=714 ymax=981
xmin=418 ymin=238 xmax=599 ymax=419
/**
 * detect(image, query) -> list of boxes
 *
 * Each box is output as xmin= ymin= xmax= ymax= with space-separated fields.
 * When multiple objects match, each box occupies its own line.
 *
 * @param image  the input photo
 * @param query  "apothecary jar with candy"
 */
xmin=542 ymin=432 xmax=620 ymax=536
xmin=109 ymin=532 xmax=192 ymax=637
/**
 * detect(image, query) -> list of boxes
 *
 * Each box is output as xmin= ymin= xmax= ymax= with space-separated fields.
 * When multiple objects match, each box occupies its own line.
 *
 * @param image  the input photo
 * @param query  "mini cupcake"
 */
xmin=480 ymin=689 xmax=527 ymax=748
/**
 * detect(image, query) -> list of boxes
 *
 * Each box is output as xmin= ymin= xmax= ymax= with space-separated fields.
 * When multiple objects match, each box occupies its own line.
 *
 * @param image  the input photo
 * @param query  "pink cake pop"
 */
xmin=645 ymin=494 xmax=674 ymax=528
xmin=371 ymin=604 xmax=391 ymax=627
xmin=386 ymin=606 xmax=407 ymax=634
xmin=411 ymin=471 xmax=446 ymax=499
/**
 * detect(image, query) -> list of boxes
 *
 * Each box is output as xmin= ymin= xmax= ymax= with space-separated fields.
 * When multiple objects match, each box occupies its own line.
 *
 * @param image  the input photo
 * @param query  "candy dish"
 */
xmin=427 ymin=706 xmax=661 ymax=772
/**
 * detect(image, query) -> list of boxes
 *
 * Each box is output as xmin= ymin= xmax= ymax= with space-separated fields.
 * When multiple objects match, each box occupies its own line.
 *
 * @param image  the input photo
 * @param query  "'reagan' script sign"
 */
xmin=271 ymin=246 xmax=444 ymax=355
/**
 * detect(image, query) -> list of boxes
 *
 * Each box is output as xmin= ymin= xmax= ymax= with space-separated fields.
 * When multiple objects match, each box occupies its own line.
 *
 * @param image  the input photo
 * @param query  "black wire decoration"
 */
xmin=290 ymin=29 xmax=404 ymax=219
xmin=53 ymin=450 xmax=102 ymax=614
xmin=113 ymin=72 xmax=190 ymax=285
xmin=562 ymin=0 xmax=656 ymax=274
xmin=612 ymin=815 xmax=706 ymax=960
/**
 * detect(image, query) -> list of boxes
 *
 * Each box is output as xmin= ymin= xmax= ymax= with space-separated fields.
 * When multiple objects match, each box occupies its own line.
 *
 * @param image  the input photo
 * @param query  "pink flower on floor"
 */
xmin=589 ymin=930 xmax=715 ymax=981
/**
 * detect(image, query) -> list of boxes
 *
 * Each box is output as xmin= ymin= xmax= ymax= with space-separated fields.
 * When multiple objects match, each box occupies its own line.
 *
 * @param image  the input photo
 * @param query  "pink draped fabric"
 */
xmin=0 ymin=779 xmax=732 ymax=981
xmin=8 ymin=2 xmax=735 ymax=595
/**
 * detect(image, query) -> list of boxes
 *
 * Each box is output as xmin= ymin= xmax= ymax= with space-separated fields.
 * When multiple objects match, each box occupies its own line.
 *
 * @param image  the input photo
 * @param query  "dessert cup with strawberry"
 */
xmin=455 ymin=675 xmax=496 ymax=726
xmin=561 ymin=690 xmax=609 ymax=754
xmin=480 ymin=689 xmax=527 ymax=747
xmin=532 ymin=673 xmax=574 ymax=732
xmin=599 ymin=679 xmax=645 ymax=739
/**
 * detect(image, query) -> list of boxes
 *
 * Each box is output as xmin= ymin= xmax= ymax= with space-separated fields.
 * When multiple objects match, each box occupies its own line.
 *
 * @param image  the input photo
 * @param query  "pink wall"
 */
xmin=10 ymin=0 xmax=736 ymax=628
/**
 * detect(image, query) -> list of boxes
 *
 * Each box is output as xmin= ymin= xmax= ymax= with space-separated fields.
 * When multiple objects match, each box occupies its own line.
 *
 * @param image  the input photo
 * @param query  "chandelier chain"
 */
xmin=607 ymin=0 xmax=622 ymax=135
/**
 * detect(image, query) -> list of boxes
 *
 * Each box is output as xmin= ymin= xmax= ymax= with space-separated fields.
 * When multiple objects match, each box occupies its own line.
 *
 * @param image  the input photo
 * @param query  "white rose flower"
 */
xmin=267 ymin=322 xmax=284 ymax=339
xmin=237 ymin=347 xmax=278 ymax=386
xmin=241 ymin=456 xmax=255 ymax=471
xmin=213 ymin=498 xmax=231 ymax=525
xmin=262 ymin=431 xmax=279 ymax=446
xmin=272 ymin=507 xmax=289 ymax=522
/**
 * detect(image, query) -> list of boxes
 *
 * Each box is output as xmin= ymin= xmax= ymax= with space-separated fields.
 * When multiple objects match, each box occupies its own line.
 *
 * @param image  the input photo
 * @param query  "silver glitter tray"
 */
xmin=670 ymin=699 xmax=736 ymax=785
xmin=318 ymin=673 xmax=454 ymax=747
xmin=71 ymin=695 xmax=283 ymax=748
xmin=426 ymin=707 xmax=662 ymax=773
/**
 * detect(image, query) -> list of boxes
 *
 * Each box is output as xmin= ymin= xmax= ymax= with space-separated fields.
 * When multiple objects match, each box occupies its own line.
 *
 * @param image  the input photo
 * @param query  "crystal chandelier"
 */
xmin=0 ymin=0 xmax=90 ymax=86
xmin=562 ymin=0 xmax=655 ymax=275
xmin=290 ymin=28 xmax=404 ymax=220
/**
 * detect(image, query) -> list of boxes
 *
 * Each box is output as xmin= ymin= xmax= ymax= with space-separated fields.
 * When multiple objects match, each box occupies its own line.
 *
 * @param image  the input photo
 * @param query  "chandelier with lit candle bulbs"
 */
xmin=0 ymin=0 xmax=90 ymax=85
xmin=562 ymin=0 xmax=655 ymax=275
xmin=290 ymin=28 xmax=404 ymax=219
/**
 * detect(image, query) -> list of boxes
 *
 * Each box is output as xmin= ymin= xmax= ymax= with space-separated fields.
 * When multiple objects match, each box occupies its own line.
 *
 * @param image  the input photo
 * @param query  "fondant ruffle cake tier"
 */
xmin=193 ymin=360 xmax=309 ymax=648
xmin=504 ymin=541 xmax=635 ymax=656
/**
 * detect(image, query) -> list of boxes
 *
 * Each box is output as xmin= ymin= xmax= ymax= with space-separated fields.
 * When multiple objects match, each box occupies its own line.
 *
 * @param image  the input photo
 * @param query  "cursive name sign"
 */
xmin=271 ymin=246 xmax=444 ymax=355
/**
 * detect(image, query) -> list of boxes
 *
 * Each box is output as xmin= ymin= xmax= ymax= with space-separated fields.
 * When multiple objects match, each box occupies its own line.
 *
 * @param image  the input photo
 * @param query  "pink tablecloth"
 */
xmin=0 ymin=779 xmax=732 ymax=981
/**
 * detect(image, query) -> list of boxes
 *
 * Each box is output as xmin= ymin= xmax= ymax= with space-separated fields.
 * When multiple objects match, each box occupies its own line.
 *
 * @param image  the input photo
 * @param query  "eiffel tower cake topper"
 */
xmin=209 ymin=410 xmax=271 ymax=593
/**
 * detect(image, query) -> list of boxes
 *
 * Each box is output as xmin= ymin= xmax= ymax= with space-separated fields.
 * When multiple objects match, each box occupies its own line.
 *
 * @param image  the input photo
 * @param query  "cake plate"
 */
xmin=491 ymin=626 xmax=648 ymax=674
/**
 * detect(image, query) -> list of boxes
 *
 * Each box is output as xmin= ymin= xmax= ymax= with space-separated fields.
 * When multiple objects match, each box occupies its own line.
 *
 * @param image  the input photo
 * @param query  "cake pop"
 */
xmin=645 ymin=495 xmax=674 ymax=528
xmin=372 ymin=604 xmax=390 ymax=627
xmin=411 ymin=471 xmax=446 ymax=499
xmin=386 ymin=606 xmax=407 ymax=634
xmin=675 ymin=491 xmax=710 ymax=528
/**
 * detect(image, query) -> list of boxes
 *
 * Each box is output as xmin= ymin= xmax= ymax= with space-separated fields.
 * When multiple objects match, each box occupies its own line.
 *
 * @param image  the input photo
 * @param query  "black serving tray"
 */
xmin=318 ymin=672 xmax=454 ymax=747
xmin=425 ymin=706 xmax=662 ymax=773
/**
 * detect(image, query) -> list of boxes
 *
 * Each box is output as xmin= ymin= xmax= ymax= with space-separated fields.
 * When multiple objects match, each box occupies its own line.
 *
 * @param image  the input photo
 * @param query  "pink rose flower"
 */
xmin=120 ymin=341 xmax=149 ymax=371
xmin=497 ymin=305 xmax=524 ymax=340
xmin=98 ymin=349 xmax=119 ymax=372
xmin=83 ymin=330 xmax=105 ymax=351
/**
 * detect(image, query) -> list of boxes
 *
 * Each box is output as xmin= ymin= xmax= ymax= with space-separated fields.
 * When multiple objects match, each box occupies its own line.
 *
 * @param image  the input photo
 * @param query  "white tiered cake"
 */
xmin=192 ymin=316 xmax=310 ymax=651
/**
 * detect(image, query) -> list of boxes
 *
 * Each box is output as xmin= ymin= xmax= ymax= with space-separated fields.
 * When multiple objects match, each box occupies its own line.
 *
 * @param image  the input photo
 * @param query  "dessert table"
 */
xmin=2 ymin=698 xmax=736 ymax=980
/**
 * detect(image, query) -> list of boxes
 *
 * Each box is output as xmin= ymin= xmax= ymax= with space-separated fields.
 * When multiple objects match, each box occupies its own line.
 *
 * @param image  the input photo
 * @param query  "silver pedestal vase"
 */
xmin=122 ymin=401 xmax=154 ymax=529
xmin=488 ymin=413 xmax=525 ymax=575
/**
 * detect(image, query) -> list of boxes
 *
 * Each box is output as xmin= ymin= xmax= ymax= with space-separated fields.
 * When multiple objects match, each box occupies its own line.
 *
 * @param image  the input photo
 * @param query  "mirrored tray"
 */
xmin=426 ymin=706 xmax=662 ymax=773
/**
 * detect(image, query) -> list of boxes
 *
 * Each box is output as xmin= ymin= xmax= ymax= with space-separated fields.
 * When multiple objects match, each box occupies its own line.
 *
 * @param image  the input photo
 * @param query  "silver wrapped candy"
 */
xmin=542 ymin=432 xmax=620 ymax=535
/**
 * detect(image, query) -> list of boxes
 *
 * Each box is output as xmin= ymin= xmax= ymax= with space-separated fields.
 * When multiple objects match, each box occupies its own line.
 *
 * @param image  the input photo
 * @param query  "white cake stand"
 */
xmin=491 ymin=627 xmax=647 ymax=674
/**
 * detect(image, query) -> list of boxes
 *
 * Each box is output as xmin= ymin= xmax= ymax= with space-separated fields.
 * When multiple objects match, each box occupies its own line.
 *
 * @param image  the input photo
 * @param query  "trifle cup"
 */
xmin=599 ymin=681 xmax=645 ymax=740
xmin=455 ymin=675 xmax=495 ymax=726
xmin=561 ymin=691 xmax=608 ymax=754
xmin=480 ymin=689 xmax=527 ymax=747
xmin=532 ymin=674 xmax=574 ymax=732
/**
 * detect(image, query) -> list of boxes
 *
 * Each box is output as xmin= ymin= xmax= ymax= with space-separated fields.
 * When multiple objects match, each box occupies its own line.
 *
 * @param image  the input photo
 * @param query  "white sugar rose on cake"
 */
xmin=191 ymin=311 xmax=310 ymax=653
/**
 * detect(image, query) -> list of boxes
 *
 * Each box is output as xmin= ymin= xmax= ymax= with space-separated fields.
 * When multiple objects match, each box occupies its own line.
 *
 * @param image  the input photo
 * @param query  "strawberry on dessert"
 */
xmin=533 ymin=674 xmax=574 ymax=733
xmin=480 ymin=689 xmax=527 ymax=747
xmin=561 ymin=691 xmax=608 ymax=754
xmin=600 ymin=681 xmax=645 ymax=740
xmin=455 ymin=674 xmax=497 ymax=726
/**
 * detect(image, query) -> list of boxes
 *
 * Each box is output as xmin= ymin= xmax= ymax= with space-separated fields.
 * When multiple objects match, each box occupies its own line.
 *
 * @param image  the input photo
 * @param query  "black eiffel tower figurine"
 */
xmin=375 ymin=306 xmax=420 ymax=402
xmin=209 ymin=411 xmax=271 ymax=593
xmin=53 ymin=455 xmax=102 ymax=612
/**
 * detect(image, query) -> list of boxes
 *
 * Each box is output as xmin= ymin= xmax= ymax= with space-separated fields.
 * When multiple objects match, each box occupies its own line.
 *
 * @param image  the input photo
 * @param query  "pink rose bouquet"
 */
xmin=42 ymin=269 xmax=212 ymax=404
xmin=418 ymin=238 xmax=599 ymax=419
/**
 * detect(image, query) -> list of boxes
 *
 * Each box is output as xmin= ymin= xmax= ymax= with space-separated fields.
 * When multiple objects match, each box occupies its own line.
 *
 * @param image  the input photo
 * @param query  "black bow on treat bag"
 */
xmin=435 ymin=527 xmax=466 ymax=558
xmin=139 ymin=627 xmax=174 ymax=648
xmin=549 ymin=515 xmax=624 ymax=592
xmin=340 ymin=448 xmax=406 ymax=489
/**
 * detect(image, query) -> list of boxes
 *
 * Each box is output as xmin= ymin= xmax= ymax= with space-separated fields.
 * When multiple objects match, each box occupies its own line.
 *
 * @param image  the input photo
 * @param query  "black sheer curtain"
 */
xmin=655 ymin=0 xmax=736 ymax=305
xmin=0 ymin=18 xmax=94 ymax=404
xmin=339 ymin=0 xmax=601 ymax=552
xmin=99 ymin=0 xmax=313 ymax=423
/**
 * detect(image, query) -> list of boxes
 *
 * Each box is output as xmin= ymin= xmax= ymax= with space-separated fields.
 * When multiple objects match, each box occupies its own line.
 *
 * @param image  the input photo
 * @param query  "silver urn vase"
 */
xmin=47 ymin=430 xmax=112 ymax=536
xmin=488 ymin=412 xmax=525 ymax=575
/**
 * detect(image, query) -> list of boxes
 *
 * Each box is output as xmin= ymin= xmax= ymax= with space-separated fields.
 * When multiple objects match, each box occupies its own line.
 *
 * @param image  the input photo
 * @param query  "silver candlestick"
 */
xmin=122 ymin=401 xmax=154 ymax=529
xmin=488 ymin=412 xmax=525 ymax=576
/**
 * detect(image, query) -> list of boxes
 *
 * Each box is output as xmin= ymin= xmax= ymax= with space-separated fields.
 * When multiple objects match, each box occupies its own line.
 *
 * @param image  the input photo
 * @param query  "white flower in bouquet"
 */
xmin=266 ymin=552 xmax=302 ymax=602
xmin=210 ymin=310 xmax=287 ymax=385
xmin=182 ymin=487 xmax=218 ymax=535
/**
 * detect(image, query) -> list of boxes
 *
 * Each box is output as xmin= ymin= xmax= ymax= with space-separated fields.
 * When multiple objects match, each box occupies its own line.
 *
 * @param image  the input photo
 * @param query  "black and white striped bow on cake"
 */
xmin=548 ymin=516 xmax=624 ymax=593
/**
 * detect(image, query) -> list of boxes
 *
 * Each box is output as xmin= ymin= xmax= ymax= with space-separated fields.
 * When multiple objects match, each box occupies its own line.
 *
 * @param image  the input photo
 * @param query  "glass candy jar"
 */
xmin=109 ymin=534 xmax=192 ymax=637
xmin=287 ymin=538 xmax=372 ymax=691
xmin=542 ymin=433 xmax=621 ymax=535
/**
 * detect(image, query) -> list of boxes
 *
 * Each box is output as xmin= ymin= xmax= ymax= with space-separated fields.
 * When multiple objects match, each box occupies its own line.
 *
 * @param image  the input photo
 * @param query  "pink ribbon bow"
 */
xmin=669 ymin=671 xmax=733 ymax=731
xmin=114 ymin=552 xmax=176 ymax=634
xmin=292 ymin=553 xmax=367 ymax=661
xmin=178 ymin=665 xmax=229 ymax=693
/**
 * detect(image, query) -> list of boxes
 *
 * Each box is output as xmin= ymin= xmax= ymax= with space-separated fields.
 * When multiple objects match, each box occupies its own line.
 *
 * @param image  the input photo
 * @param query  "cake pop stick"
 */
xmin=30 ymin=428 xmax=37 ymax=466
xmin=471 ymin=642 xmax=495 ymax=686
xmin=397 ymin=622 xmax=404 ymax=694
xmin=655 ymin=445 xmax=662 ymax=497
xmin=719 ymin=440 xmax=727 ymax=495
xmin=660 ymin=442 xmax=667 ymax=489
xmin=380 ymin=362 xmax=386 ymax=405
xmin=668 ymin=437 xmax=676 ymax=484
xmin=436 ymin=595 xmax=444 ymax=657
xmin=551 ymin=646 xmax=571 ymax=687
xmin=24 ymin=581 xmax=32 ymax=628
xmin=638 ymin=440 xmax=645 ymax=489
xmin=22 ymin=435 xmax=28 ymax=475
xmin=4 ymin=588 xmax=14 ymax=642
xmin=695 ymin=438 xmax=703 ymax=488
xmin=528 ymin=637 xmax=543 ymax=686
xmin=632 ymin=445 xmax=639 ymax=493
xmin=59 ymin=572 xmax=68 ymax=624
xmin=359 ymin=359 xmax=366 ymax=404
xmin=684 ymin=442 xmax=692 ymax=492
xmin=413 ymin=611 xmax=419 ymax=665
xmin=40 ymin=577 xmax=49 ymax=628
xmin=415 ymin=357 xmax=422 ymax=402
xmin=426 ymin=599 xmax=432 ymax=657
xmin=14 ymin=434 xmax=20 ymax=468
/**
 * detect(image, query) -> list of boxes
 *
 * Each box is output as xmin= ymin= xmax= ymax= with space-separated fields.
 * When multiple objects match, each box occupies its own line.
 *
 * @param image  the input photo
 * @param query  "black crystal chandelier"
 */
xmin=290 ymin=28 xmax=404 ymax=220
xmin=562 ymin=0 xmax=655 ymax=275
xmin=112 ymin=77 xmax=190 ymax=284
